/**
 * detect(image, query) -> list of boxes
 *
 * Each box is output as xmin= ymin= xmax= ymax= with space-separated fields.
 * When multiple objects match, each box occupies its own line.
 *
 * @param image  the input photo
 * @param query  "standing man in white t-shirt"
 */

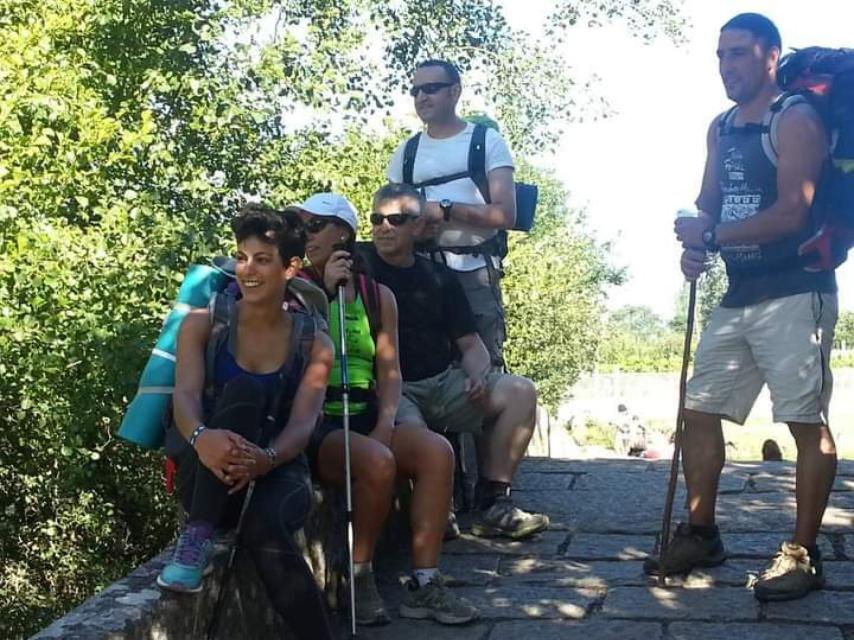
xmin=387 ymin=59 xmax=517 ymax=368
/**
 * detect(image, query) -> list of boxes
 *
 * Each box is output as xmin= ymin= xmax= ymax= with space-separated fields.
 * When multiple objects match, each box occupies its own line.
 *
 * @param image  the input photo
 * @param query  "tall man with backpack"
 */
xmin=387 ymin=59 xmax=517 ymax=368
xmin=652 ymin=13 xmax=839 ymax=602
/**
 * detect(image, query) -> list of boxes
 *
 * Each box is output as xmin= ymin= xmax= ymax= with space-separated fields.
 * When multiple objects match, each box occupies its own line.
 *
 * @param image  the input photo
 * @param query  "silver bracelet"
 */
xmin=264 ymin=447 xmax=278 ymax=469
xmin=188 ymin=423 xmax=207 ymax=448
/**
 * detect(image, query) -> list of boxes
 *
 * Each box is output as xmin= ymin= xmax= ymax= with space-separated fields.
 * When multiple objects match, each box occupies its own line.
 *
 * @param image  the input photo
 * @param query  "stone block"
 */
xmin=668 ymin=622 xmax=842 ymax=640
xmin=377 ymin=583 xmax=600 ymax=621
xmin=714 ymin=494 xmax=797 ymax=531
xmin=601 ymin=586 xmax=759 ymax=621
xmin=490 ymin=619 xmax=664 ymax=640
xmin=823 ymin=494 xmax=854 ymax=531
xmin=724 ymin=532 xmax=836 ymax=559
xmin=824 ymin=560 xmax=854 ymax=587
xmin=358 ymin=620 xmax=490 ymax=640
xmin=441 ymin=530 xmax=569 ymax=558
xmin=514 ymin=472 xmax=574 ymax=491
xmin=765 ymin=590 xmax=854 ymax=624
xmin=449 ymin=585 xmax=599 ymax=620
xmin=562 ymin=534 xmax=656 ymax=560
xmin=497 ymin=557 xmax=647 ymax=588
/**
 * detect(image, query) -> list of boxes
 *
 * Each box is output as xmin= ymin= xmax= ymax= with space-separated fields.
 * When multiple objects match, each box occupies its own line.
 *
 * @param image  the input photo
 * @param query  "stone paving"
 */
xmin=362 ymin=456 xmax=854 ymax=640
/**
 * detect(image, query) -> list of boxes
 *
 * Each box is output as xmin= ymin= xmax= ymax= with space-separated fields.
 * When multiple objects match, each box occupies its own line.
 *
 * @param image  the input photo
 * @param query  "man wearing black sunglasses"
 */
xmin=362 ymin=183 xmax=549 ymax=542
xmin=387 ymin=59 xmax=517 ymax=369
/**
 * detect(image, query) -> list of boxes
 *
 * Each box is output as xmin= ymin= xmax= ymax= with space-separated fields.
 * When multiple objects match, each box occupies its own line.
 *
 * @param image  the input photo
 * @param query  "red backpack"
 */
xmin=776 ymin=47 xmax=854 ymax=270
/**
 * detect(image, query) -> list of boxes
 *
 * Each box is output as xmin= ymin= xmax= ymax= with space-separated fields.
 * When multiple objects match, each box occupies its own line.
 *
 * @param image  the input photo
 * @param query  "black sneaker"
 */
xmin=643 ymin=522 xmax=726 ymax=576
xmin=752 ymin=542 xmax=824 ymax=602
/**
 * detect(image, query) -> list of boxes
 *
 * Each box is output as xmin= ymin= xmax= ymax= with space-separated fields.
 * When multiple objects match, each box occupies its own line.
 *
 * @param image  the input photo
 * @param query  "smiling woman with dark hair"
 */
xmin=157 ymin=204 xmax=336 ymax=639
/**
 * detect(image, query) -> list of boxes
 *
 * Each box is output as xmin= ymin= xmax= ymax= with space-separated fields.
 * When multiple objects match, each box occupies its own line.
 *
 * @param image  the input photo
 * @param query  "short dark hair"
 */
xmin=373 ymin=183 xmax=425 ymax=213
xmin=231 ymin=204 xmax=306 ymax=262
xmin=721 ymin=13 xmax=781 ymax=51
xmin=415 ymin=59 xmax=461 ymax=85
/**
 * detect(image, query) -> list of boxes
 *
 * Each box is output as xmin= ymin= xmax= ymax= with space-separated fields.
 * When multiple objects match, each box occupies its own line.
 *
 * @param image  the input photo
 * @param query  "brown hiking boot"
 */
xmin=643 ymin=522 xmax=726 ymax=576
xmin=752 ymin=542 xmax=824 ymax=602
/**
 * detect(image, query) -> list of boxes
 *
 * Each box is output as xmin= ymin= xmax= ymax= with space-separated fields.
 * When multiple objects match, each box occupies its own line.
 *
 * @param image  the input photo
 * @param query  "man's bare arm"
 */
xmin=426 ymin=167 xmax=516 ymax=229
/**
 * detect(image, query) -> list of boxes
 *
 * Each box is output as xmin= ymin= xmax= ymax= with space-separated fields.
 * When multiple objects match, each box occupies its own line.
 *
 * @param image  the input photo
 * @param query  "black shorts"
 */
xmin=306 ymin=405 xmax=377 ymax=477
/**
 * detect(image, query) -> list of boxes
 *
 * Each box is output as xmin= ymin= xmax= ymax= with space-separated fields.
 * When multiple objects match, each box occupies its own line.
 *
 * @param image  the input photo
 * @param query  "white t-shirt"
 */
xmin=387 ymin=122 xmax=514 ymax=271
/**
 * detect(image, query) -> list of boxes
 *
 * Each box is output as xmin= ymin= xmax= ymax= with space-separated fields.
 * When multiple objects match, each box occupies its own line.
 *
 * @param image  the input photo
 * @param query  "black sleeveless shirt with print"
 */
xmin=716 ymin=106 xmax=835 ymax=308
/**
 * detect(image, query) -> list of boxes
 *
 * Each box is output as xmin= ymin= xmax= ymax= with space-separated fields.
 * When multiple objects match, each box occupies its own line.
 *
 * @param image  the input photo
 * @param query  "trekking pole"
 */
xmin=337 ymin=279 xmax=357 ymax=637
xmin=657 ymin=210 xmax=700 ymax=587
xmin=207 ymin=479 xmax=256 ymax=640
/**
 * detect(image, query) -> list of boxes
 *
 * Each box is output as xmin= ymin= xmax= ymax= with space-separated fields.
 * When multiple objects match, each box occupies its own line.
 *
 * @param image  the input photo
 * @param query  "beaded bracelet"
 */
xmin=188 ymin=423 xmax=207 ymax=448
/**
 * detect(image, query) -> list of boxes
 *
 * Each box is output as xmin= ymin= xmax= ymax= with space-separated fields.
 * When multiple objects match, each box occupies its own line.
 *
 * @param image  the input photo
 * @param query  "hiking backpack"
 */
xmin=118 ymin=258 xmax=327 ymax=450
xmin=723 ymin=46 xmax=854 ymax=271
xmin=401 ymin=123 xmax=538 ymax=258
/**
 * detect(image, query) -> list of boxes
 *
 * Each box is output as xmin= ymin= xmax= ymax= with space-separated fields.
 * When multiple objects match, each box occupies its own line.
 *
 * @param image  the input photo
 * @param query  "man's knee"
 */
xmin=683 ymin=409 xmax=722 ymax=429
xmin=491 ymin=374 xmax=536 ymax=414
xmin=788 ymin=423 xmax=836 ymax=455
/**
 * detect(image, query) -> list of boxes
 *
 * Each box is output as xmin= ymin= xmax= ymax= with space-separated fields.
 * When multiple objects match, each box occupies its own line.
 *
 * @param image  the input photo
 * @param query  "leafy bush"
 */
xmin=0 ymin=1 xmax=683 ymax=636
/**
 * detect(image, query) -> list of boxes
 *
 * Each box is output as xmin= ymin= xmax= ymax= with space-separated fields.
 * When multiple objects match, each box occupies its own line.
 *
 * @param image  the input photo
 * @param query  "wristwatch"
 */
xmin=702 ymin=226 xmax=719 ymax=252
xmin=439 ymin=199 xmax=453 ymax=222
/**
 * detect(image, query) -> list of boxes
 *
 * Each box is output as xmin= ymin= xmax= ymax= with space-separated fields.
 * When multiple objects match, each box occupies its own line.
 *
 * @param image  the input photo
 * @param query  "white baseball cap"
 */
xmin=286 ymin=192 xmax=358 ymax=233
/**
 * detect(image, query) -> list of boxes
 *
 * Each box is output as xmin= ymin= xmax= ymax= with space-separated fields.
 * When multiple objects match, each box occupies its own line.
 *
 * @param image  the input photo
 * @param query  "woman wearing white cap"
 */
xmin=291 ymin=193 xmax=477 ymax=626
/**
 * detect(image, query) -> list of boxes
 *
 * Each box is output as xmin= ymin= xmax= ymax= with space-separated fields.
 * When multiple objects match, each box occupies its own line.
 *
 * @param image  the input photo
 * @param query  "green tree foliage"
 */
xmin=833 ymin=310 xmax=854 ymax=351
xmin=503 ymin=167 xmax=621 ymax=410
xmin=597 ymin=305 xmax=685 ymax=372
xmin=597 ymin=254 xmax=725 ymax=373
xmin=0 ymin=1 xmax=684 ymax=635
xmin=698 ymin=253 xmax=727 ymax=329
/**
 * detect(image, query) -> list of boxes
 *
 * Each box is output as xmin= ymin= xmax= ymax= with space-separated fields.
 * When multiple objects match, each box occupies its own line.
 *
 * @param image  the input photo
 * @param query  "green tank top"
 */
xmin=326 ymin=293 xmax=376 ymax=416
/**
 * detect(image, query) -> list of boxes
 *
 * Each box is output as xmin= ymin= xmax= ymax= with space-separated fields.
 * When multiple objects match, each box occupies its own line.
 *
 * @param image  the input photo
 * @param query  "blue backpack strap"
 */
xmin=402 ymin=133 xmax=422 ymax=185
xmin=468 ymin=123 xmax=490 ymax=203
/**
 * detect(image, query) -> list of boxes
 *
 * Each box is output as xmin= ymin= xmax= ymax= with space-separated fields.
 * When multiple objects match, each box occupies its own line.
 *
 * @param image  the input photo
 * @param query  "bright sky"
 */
xmin=500 ymin=0 xmax=854 ymax=318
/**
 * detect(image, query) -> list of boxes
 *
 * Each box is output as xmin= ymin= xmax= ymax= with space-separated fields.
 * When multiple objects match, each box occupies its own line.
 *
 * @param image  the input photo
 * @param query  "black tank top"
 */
xmin=716 ymin=106 xmax=835 ymax=307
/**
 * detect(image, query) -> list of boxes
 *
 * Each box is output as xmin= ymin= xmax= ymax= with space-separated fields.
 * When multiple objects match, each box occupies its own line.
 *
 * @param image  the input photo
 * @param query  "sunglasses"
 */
xmin=370 ymin=212 xmax=417 ymax=227
xmin=408 ymin=81 xmax=455 ymax=97
xmin=304 ymin=217 xmax=341 ymax=234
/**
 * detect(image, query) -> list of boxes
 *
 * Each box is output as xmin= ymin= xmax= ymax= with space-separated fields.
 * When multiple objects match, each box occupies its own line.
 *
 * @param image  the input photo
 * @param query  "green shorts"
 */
xmin=396 ymin=365 xmax=503 ymax=435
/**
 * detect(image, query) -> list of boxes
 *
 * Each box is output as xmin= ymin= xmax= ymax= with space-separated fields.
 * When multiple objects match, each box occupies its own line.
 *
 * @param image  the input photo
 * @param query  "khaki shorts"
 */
xmin=396 ymin=366 xmax=504 ymax=434
xmin=456 ymin=266 xmax=506 ymax=367
xmin=685 ymin=292 xmax=837 ymax=425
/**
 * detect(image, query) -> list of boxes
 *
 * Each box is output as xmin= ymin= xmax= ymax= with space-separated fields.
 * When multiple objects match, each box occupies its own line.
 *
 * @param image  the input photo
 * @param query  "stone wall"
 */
xmin=31 ymin=487 xmax=349 ymax=640
xmin=32 ymin=542 xmax=288 ymax=640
